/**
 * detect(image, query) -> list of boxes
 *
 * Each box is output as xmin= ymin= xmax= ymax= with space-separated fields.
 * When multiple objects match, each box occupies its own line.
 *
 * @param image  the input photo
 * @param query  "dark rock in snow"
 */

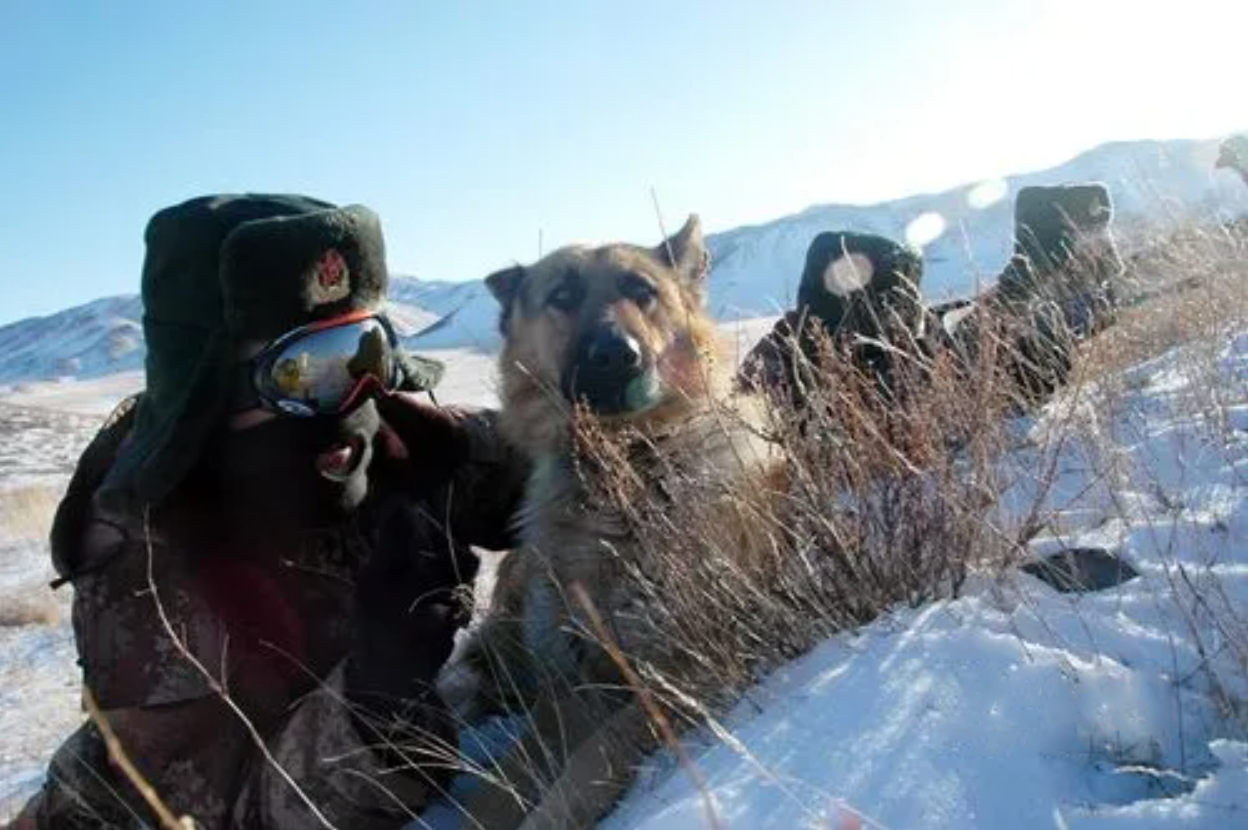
xmin=1021 ymin=547 xmax=1140 ymax=593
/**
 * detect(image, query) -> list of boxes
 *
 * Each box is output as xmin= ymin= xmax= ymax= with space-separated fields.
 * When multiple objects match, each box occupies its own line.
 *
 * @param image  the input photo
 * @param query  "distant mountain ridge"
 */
xmin=0 ymin=295 xmax=145 ymax=385
xmin=0 ymin=289 xmax=445 ymax=386
xmin=3 ymin=134 xmax=1245 ymax=385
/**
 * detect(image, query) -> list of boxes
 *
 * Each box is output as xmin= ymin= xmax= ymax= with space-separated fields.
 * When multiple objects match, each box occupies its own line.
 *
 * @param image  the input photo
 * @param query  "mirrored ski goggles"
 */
xmin=242 ymin=310 xmax=403 ymax=417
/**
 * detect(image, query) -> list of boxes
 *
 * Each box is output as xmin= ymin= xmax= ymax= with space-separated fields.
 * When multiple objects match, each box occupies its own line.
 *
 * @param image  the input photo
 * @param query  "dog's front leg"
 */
xmin=516 ymin=699 xmax=657 ymax=830
xmin=522 ymin=573 xmax=582 ymax=681
xmin=460 ymin=694 xmax=655 ymax=830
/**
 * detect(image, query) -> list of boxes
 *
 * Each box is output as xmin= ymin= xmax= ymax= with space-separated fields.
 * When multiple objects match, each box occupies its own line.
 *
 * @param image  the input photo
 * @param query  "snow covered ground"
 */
xmin=600 ymin=332 xmax=1248 ymax=830
xmin=0 ymin=404 xmax=101 ymax=819
xmin=1 ymin=325 xmax=1244 ymax=827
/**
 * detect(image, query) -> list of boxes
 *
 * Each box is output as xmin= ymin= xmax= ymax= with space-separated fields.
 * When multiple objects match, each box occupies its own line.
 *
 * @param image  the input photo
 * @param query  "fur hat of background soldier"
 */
xmin=797 ymin=230 xmax=925 ymax=344
xmin=102 ymin=194 xmax=442 ymax=508
xmin=993 ymin=183 xmax=1123 ymax=335
xmin=737 ymin=231 xmax=927 ymax=399
xmin=445 ymin=216 xmax=782 ymax=830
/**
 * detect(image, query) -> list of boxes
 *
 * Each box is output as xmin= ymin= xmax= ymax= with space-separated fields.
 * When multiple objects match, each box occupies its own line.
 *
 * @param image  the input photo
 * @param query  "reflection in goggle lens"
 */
xmin=256 ymin=317 xmax=397 ymax=416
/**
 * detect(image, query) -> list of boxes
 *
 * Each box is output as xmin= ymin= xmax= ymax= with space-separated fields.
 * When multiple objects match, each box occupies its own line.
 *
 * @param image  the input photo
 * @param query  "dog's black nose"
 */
xmin=584 ymin=327 xmax=643 ymax=373
xmin=565 ymin=324 xmax=648 ymax=413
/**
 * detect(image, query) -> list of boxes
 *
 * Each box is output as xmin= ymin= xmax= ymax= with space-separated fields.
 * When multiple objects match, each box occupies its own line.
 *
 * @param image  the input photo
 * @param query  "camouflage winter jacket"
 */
xmin=35 ymin=392 xmax=527 ymax=830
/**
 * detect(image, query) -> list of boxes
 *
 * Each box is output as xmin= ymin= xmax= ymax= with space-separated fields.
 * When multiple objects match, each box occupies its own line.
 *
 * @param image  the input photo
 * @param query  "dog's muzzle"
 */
xmin=563 ymin=323 xmax=657 ymax=414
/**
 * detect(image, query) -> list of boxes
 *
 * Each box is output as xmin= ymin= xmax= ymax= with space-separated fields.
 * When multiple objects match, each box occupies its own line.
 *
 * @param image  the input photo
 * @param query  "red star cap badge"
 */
xmin=317 ymin=249 xmax=348 ymax=290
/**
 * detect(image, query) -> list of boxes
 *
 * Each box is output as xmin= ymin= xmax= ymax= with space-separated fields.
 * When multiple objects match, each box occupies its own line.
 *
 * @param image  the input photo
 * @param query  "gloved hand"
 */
xmin=374 ymin=392 xmax=472 ymax=496
xmin=344 ymin=497 xmax=479 ymax=733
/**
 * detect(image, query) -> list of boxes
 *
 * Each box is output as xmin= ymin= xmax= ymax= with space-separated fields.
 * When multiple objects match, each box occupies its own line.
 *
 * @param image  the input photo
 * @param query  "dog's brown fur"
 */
xmin=445 ymin=216 xmax=783 ymax=829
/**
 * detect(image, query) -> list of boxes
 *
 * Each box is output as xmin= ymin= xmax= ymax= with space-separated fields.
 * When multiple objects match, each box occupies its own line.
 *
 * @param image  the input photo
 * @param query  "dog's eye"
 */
xmin=620 ymin=275 xmax=658 ymax=308
xmin=546 ymin=281 xmax=582 ymax=312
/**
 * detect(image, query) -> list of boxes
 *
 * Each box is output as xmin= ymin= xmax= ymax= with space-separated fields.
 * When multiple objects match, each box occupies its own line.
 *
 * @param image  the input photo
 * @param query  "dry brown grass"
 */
xmin=447 ymin=215 xmax=1248 ymax=824
xmin=444 ymin=276 xmax=1052 ymax=826
xmin=0 ymin=484 xmax=62 ymax=626
xmin=0 ymin=591 xmax=59 ymax=627
xmin=557 ymin=309 xmax=1039 ymax=725
xmin=0 ymin=484 xmax=61 ymax=542
xmin=1077 ymin=218 xmax=1248 ymax=735
xmin=1085 ymin=219 xmax=1248 ymax=379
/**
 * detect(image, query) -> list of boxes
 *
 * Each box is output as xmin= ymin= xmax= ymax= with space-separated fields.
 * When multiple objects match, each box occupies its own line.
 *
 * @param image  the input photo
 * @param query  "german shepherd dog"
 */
xmin=446 ymin=216 xmax=781 ymax=829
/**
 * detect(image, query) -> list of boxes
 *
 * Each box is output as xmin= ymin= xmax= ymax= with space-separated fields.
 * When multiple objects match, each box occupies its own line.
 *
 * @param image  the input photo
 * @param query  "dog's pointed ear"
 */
xmin=485 ymin=265 xmax=526 ymax=334
xmin=657 ymin=214 xmax=710 ymax=283
xmin=485 ymin=265 xmax=525 ymax=308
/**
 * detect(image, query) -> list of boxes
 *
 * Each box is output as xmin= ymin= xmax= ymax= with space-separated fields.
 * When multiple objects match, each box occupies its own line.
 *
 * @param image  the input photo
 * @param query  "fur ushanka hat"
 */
xmin=797 ymin=230 xmax=926 ymax=343
xmin=106 ymin=193 xmax=443 ymax=505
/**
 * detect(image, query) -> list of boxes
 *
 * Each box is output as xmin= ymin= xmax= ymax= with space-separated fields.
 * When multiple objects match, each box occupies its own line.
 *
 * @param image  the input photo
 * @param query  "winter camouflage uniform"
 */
xmin=9 ymin=196 xmax=527 ymax=830
xmin=24 ymin=398 xmax=524 ymax=830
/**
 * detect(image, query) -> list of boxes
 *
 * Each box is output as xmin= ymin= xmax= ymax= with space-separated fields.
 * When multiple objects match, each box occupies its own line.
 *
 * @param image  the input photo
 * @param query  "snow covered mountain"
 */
xmin=0 ymin=295 xmax=145 ymax=385
xmin=2 ymin=135 xmax=1245 ymax=383
xmin=710 ymin=136 xmax=1248 ymax=312
xmin=398 ymin=134 xmax=1248 ymax=349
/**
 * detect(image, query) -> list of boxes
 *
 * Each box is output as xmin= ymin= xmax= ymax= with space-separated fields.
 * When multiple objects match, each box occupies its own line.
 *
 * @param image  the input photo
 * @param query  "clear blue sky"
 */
xmin=1 ymin=0 xmax=1243 ymax=324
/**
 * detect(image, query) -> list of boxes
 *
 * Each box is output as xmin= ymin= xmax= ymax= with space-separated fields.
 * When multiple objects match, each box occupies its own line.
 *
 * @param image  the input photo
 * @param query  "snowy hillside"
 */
xmin=396 ymin=312 xmax=1248 ymax=830
xmin=0 ymin=295 xmax=145 ymax=385
xmin=387 ymin=275 xmax=500 ymax=351
xmin=591 ymin=328 xmax=1248 ymax=830
xmin=2 ymin=135 xmax=1245 ymax=383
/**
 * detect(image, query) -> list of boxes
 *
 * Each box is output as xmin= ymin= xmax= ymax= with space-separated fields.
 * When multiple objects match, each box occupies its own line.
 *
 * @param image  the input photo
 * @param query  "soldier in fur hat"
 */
xmin=737 ymin=229 xmax=927 ymax=397
xmin=7 ymin=195 xmax=527 ymax=830
xmin=739 ymin=182 xmax=1125 ymax=404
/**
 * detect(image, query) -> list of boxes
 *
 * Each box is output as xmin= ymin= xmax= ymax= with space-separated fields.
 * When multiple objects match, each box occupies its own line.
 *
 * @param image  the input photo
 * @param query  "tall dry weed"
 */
xmin=0 ymin=484 xmax=61 ymax=543
xmin=0 ymin=484 xmax=62 ymax=627
xmin=556 ymin=305 xmax=1045 ymax=728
